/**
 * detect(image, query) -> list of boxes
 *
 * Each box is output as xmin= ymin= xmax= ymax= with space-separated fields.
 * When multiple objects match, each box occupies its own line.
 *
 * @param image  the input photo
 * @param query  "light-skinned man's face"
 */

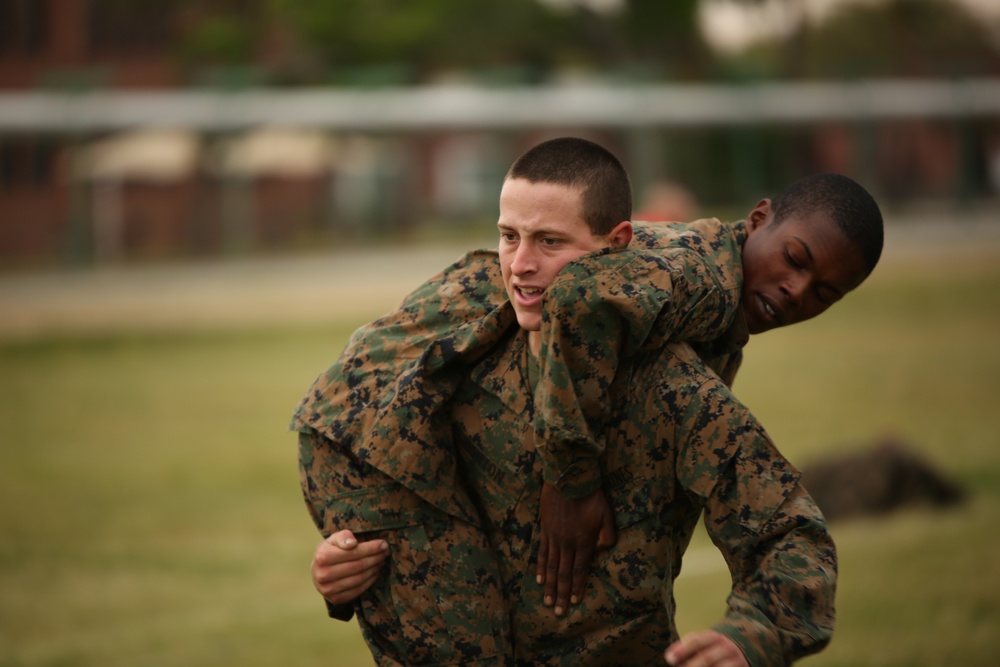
xmin=497 ymin=177 xmax=631 ymax=352
xmin=741 ymin=199 xmax=868 ymax=335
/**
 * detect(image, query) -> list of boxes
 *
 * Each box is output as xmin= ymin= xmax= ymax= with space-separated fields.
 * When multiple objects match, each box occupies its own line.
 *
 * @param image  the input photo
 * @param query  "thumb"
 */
xmin=329 ymin=529 xmax=359 ymax=550
xmin=597 ymin=510 xmax=617 ymax=550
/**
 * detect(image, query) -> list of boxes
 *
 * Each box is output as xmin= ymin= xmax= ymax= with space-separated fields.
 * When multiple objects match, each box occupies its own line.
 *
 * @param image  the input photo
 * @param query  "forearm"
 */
xmin=534 ymin=245 xmax=740 ymax=498
xmin=710 ymin=487 xmax=837 ymax=667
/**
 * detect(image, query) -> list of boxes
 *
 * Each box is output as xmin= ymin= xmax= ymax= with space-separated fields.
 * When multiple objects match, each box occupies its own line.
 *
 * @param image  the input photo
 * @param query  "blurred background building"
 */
xmin=1 ymin=0 xmax=999 ymax=264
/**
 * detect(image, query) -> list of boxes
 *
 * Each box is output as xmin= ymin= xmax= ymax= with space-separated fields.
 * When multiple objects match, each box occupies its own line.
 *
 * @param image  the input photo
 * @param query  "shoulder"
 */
xmin=629 ymin=219 xmax=743 ymax=292
xmin=632 ymin=218 xmax=739 ymax=255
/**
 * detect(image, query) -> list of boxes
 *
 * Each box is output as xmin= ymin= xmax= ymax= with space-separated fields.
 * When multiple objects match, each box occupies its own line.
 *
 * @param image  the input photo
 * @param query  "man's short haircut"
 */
xmin=506 ymin=137 xmax=632 ymax=236
xmin=770 ymin=173 xmax=884 ymax=279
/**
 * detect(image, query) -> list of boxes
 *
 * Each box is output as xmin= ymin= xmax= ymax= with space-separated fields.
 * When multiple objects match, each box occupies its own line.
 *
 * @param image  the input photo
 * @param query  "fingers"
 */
xmin=536 ymin=524 xmax=550 ymax=587
xmin=329 ymin=529 xmax=360 ymax=550
xmin=537 ymin=483 xmax=617 ymax=616
xmin=543 ymin=536 xmax=594 ymax=616
xmin=597 ymin=508 xmax=618 ymax=550
xmin=319 ymin=531 xmax=389 ymax=562
xmin=316 ymin=560 xmax=384 ymax=604
xmin=568 ymin=542 xmax=594 ymax=610
xmin=664 ymin=630 xmax=748 ymax=667
xmin=311 ymin=532 xmax=390 ymax=605
xmin=312 ymin=548 xmax=387 ymax=603
xmin=553 ymin=539 xmax=575 ymax=615
xmin=543 ymin=533 xmax=560 ymax=611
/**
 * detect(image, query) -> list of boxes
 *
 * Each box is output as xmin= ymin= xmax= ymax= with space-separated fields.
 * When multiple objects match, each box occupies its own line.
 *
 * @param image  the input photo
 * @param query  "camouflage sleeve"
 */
xmin=290 ymin=248 xmax=506 ymax=439
xmin=710 ymin=486 xmax=837 ymax=667
xmin=291 ymin=248 xmax=513 ymax=528
xmin=533 ymin=235 xmax=743 ymax=498
xmin=677 ymin=380 xmax=837 ymax=667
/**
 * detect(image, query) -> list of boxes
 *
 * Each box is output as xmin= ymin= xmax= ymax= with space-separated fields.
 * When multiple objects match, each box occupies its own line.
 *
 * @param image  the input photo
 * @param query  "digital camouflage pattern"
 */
xmin=295 ymin=249 xmax=513 ymax=527
xmin=292 ymin=219 xmax=747 ymax=511
xmin=298 ymin=425 xmax=514 ymax=666
xmin=290 ymin=219 xmax=830 ymax=666
xmin=533 ymin=217 xmax=747 ymax=498
xmin=295 ymin=251 xmax=516 ymax=665
xmin=452 ymin=336 xmax=837 ymax=667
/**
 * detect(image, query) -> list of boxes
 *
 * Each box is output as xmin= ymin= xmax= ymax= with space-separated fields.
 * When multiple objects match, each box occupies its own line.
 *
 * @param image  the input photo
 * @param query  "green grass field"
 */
xmin=2 ymin=245 xmax=999 ymax=666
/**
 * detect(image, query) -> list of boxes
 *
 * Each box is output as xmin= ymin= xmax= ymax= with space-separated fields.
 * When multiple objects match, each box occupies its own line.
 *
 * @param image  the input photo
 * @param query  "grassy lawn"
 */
xmin=1 ymin=248 xmax=998 ymax=666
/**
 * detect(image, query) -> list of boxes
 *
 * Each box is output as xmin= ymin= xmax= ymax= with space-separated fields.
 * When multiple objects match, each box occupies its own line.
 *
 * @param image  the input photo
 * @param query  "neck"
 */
xmin=527 ymin=330 xmax=540 ymax=357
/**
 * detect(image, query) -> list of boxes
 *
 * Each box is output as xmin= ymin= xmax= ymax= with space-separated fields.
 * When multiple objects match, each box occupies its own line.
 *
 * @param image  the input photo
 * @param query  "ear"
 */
xmin=746 ymin=198 xmax=772 ymax=234
xmin=606 ymin=220 xmax=633 ymax=248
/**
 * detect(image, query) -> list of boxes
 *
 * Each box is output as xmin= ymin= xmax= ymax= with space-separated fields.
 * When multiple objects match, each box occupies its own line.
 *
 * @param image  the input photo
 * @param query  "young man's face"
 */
xmin=497 ymin=178 xmax=630 ymax=338
xmin=741 ymin=199 xmax=869 ymax=335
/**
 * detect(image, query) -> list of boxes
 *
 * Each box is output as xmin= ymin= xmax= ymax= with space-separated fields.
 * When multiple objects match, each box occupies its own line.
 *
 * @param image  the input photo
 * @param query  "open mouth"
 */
xmin=515 ymin=286 xmax=544 ymax=303
xmin=758 ymin=294 xmax=782 ymax=326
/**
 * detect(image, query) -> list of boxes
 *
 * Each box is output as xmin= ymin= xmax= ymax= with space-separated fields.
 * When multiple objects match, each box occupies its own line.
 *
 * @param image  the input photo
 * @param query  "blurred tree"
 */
xmin=266 ymin=0 xmax=719 ymax=84
xmin=799 ymin=0 xmax=998 ymax=79
xmin=728 ymin=0 xmax=999 ymax=80
xmin=269 ymin=0 xmax=572 ymax=83
xmin=173 ymin=0 xmax=265 ymax=78
xmin=181 ymin=15 xmax=257 ymax=66
xmin=614 ymin=0 xmax=713 ymax=79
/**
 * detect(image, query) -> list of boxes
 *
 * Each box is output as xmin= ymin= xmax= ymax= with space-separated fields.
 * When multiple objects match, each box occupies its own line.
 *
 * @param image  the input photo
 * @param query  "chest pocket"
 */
xmin=459 ymin=432 xmax=536 ymax=532
xmin=452 ymin=399 xmax=538 ymax=532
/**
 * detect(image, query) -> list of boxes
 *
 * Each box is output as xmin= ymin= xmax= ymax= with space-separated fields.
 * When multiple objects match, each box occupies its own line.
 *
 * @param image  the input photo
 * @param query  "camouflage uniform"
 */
xmin=532 ymin=218 xmax=746 ymax=499
xmin=292 ymin=220 xmax=810 ymax=665
xmin=296 ymin=251 xmax=516 ymax=666
xmin=452 ymin=334 xmax=836 ymax=667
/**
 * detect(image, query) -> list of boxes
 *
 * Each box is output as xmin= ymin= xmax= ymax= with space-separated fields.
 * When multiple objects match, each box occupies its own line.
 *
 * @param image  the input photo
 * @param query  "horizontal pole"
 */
xmin=1 ymin=79 xmax=998 ymax=133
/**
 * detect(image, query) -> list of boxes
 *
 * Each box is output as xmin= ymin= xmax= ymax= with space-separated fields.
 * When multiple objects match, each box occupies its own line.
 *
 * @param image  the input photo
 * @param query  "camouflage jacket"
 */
xmin=291 ymin=218 xmax=748 ymax=519
xmin=534 ymin=218 xmax=748 ymax=497
xmin=452 ymin=335 xmax=835 ymax=667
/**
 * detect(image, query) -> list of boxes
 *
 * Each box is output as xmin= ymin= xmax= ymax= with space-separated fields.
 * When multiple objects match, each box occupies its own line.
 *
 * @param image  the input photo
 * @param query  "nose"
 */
xmin=781 ymin=273 xmax=809 ymax=309
xmin=510 ymin=242 xmax=537 ymax=276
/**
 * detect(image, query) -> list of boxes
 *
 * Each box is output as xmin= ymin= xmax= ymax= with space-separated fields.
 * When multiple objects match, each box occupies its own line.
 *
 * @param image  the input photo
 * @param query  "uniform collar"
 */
xmin=467 ymin=329 xmax=535 ymax=418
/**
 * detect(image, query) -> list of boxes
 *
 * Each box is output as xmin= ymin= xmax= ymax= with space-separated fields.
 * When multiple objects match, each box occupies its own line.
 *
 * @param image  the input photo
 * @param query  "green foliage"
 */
xmin=267 ymin=0 xmax=714 ymax=82
xmin=180 ymin=15 xmax=257 ymax=66
xmin=616 ymin=0 xmax=711 ymax=76
xmin=271 ymin=0 xmax=569 ymax=81
xmin=155 ymin=0 xmax=998 ymax=85
xmin=169 ymin=0 xmax=267 ymax=80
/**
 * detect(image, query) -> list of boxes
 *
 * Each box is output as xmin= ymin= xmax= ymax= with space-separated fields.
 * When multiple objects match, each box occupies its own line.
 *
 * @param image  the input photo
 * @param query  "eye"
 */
xmin=540 ymin=237 xmax=560 ymax=247
xmin=499 ymin=231 xmax=516 ymax=242
xmin=784 ymin=249 xmax=803 ymax=269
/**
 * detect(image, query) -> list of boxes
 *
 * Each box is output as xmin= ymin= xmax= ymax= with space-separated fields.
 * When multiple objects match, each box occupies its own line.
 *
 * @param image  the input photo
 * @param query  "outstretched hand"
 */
xmin=536 ymin=482 xmax=617 ymax=615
